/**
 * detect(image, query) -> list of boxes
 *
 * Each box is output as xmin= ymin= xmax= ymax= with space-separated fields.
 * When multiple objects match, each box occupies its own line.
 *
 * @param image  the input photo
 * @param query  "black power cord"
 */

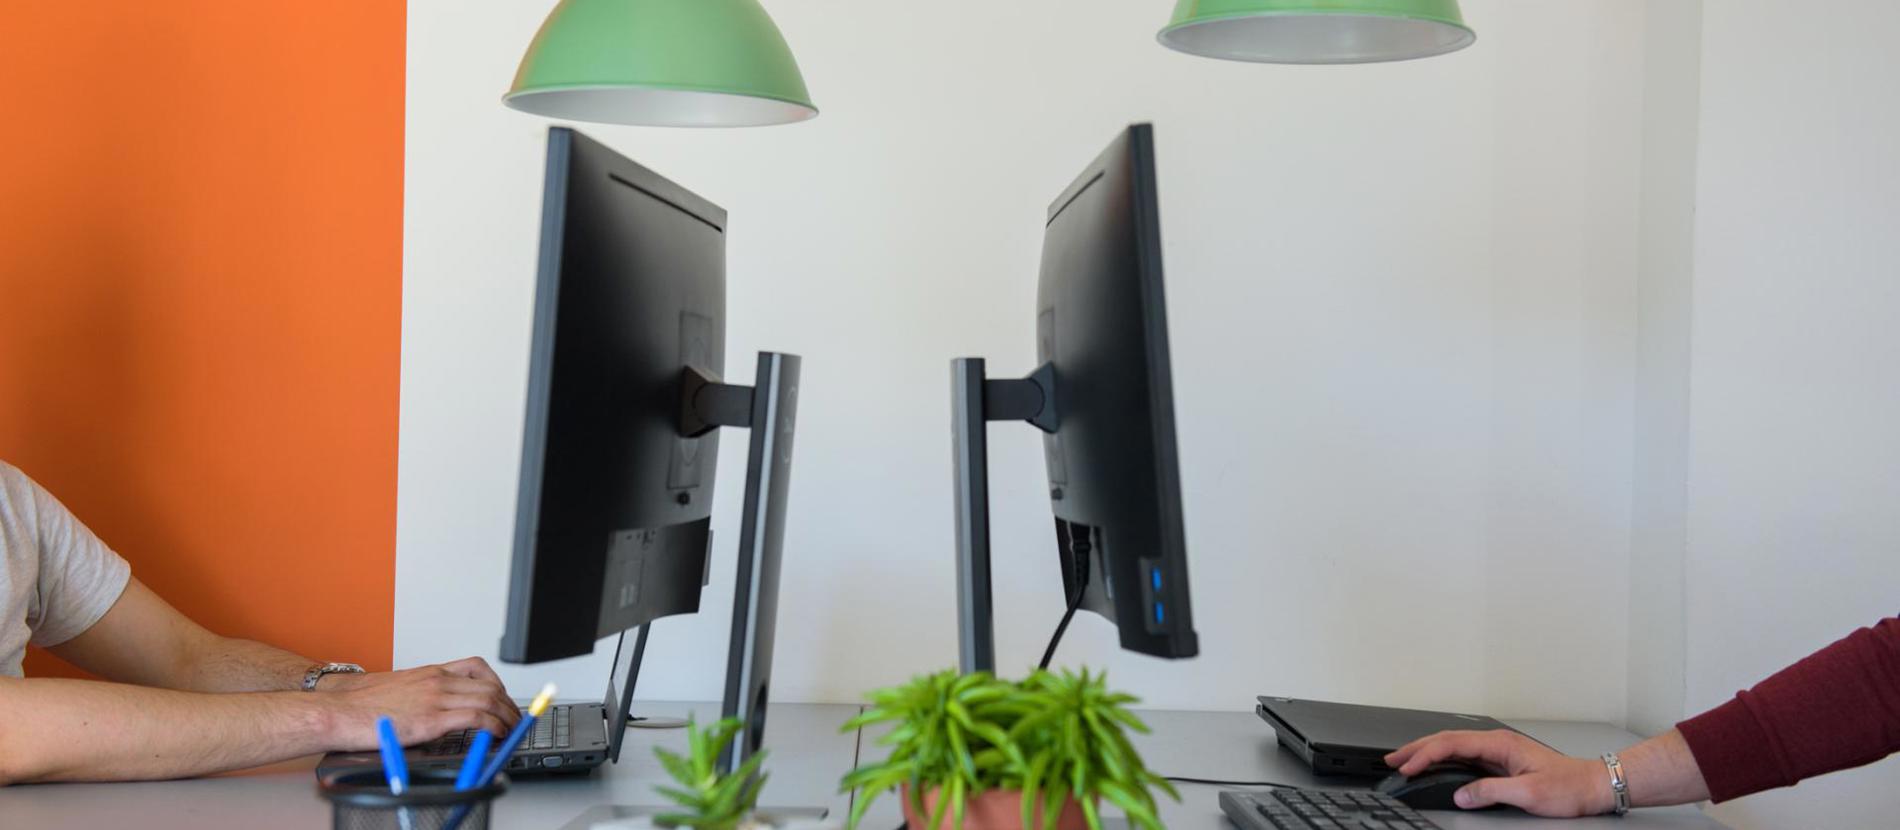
xmin=1037 ymin=526 xmax=1092 ymax=670
xmin=1037 ymin=587 xmax=1087 ymax=670
xmin=1163 ymin=775 xmax=1301 ymax=789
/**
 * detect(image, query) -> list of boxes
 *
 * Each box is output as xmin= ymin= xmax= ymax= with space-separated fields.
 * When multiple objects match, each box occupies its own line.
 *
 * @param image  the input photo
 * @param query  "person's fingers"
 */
xmin=1384 ymin=735 xmax=1429 ymax=768
xmin=1454 ymin=776 xmax=1536 ymax=811
xmin=433 ymin=708 xmax=510 ymax=739
xmin=493 ymin=690 xmax=523 ymax=727
xmin=1396 ymin=731 xmax=1517 ymax=776
xmin=434 ymin=682 xmax=522 ymax=727
xmin=473 ymin=682 xmax=521 ymax=726
xmin=432 ymin=693 xmax=497 ymax=711
xmin=438 ymin=660 xmax=517 ymax=721
xmin=1392 ymin=731 xmax=1476 ymax=775
xmin=1385 ymin=730 xmax=1461 ymax=767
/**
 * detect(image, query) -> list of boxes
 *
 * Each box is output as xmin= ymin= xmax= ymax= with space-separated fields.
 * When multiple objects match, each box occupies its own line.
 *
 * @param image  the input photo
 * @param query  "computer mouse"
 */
xmin=1373 ymin=762 xmax=1494 ymax=810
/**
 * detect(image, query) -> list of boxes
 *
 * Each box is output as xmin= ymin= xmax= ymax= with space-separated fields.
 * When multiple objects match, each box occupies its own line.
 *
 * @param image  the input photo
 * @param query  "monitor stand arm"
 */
xmin=595 ymin=358 xmax=821 ymax=816
xmin=680 ymin=365 xmax=760 ymax=435
xmin=602 ymin=366 xmax=755 ymax=747
xmin=677 ymin=354 xmax=805 ymax=779
xmin=950 ymin=358 xmax=1057 ymax=675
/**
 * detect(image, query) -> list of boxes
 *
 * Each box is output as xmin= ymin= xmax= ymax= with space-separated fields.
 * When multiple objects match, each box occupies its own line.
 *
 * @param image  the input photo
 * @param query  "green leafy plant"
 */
xmin=839 ymin=668 xmax=1177 ymax=830
xmin=653 ymin=718 xmax=769 ymax=830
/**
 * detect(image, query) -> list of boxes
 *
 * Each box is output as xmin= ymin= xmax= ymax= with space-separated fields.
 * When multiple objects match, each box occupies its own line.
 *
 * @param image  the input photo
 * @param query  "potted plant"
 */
xmin=651 ymin=718 xmax=771 ymax=830
xmin=585 ymin=718 xmax=829 ymax=830
xmin=839 ymin=668 xmax=1177 ymax=830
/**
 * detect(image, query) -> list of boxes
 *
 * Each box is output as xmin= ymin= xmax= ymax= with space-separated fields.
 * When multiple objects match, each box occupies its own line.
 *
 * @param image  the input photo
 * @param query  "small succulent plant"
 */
xmin=654 ymin=718 xmax=770 ymax=830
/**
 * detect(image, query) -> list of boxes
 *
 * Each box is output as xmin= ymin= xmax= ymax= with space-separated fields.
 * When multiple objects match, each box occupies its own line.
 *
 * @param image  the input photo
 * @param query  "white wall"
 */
xmin=1680 ymin=2 xmax=1900 ymax=827
xmin=1626 ymin=0 xmax=1700 ymax=739
xmin=398 ymin=0 xmax=1649 ymax=719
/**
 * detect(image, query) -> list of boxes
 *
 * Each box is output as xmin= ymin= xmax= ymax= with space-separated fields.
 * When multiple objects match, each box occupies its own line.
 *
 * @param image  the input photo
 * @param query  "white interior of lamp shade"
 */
xmin=505 ymin=86 xmax=817 ymax=128
xmin=1159 ymin=13 xmax=1474 ymax=64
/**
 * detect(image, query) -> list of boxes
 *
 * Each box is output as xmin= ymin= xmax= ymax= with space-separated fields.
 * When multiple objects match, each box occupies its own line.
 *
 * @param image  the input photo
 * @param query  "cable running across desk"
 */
xmin=1164 ymin=775 xmax=1301 ymax=789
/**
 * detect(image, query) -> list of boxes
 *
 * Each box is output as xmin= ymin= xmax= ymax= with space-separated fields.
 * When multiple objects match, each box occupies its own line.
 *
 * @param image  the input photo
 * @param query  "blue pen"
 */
xmin=474 ymin=683 xmax=556 ymax=788
xmin=376 ymin=717 xmax=409 ymax=795
xmin=454 ymin=730 xmax=494 ymax=790
xmin=377 ymin=716 xmax=417 ymax=830
xmin=444 ymin=683 xmax=556 ymax=830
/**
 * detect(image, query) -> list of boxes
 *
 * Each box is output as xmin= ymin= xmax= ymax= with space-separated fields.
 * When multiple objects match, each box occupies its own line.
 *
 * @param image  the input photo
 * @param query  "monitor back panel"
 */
xmin=503 ymin=127 xmax=729 ymax=663
xmin=1037 ymin=124 xmax=1197 ymax=659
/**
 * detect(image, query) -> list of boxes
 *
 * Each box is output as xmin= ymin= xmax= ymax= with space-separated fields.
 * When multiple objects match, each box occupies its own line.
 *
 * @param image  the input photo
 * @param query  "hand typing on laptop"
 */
xmin=304 ymin=657 xmax=522 ymax=750
xmin=0 ymin=462 xmax=519 ymax=785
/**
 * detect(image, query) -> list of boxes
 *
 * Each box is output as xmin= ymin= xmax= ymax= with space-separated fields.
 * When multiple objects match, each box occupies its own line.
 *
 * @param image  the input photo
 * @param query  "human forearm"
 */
xmin=45 ymin=578 xmax=334 ymax=693
xmin=1619 ymin=729 xmax=1711 ymax=808
xmin=0 ymin=676 xmax=335 ymax=784
xmin=0 ymin=659 xmax=522 ymax=785
xmin=181 ymin=634 xmax=322 ymax=693
xmin=1676 ymin=617 xmax=1900 ymax=801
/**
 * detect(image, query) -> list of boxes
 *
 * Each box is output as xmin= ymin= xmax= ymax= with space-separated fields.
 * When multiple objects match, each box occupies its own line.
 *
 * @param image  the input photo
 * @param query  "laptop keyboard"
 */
xmin=1221 ymin=789 xmax=1441 ymax=830
xmin=422 ymin=705 xmax=574 ymax=756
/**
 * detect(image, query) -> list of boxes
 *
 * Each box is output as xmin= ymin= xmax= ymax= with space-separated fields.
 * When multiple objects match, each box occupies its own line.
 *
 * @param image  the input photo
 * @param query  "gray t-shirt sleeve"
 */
xmin=26 ymin=477 xmax=131 ymax=647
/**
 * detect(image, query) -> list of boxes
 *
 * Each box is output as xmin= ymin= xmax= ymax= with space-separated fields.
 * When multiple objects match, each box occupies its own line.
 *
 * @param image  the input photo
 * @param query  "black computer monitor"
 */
xmin=501 ymin=127 xmax=727 ymax=665
xmin=501 ymin=127 xmax=801 ymax=774
xmin=952 ymin=123 xmax=1199 ymax=671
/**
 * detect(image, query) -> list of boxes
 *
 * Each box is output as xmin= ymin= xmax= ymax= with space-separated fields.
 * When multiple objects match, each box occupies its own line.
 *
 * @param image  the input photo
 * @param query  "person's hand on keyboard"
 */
xmin=1383 ymin=730 xmax=1614 ymax=817
xmin=318 ymin=656 xmax=523 ymax=750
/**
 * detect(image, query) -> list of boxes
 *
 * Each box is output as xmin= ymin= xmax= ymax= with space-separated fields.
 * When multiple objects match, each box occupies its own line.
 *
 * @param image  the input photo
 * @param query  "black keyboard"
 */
xmin=421 ymin=705 xmax=573 ymax=756
xmin=1219 ymin=788 xmax=1441 ymax=830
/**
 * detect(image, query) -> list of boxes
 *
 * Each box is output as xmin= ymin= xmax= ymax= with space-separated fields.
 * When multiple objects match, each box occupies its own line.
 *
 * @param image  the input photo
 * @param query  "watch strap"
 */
xmin=302 ymin=662 xmax=366 ymax=691
xmin=1601 ymin=752 xmax=1631 ymax=816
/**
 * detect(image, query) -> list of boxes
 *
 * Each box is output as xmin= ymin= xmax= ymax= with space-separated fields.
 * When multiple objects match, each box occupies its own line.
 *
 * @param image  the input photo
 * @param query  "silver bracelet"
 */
xmin=301 ymin=662 xmax=365 ymax=691
xmin=1601 ymin=752 xmax=1631 ymax=816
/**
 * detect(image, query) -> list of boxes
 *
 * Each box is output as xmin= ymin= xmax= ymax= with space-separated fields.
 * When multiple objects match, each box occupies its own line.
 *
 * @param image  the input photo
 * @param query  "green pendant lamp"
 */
xmin=1159 ymin=0 xmax=1475 ymax=64
xmin=505 ymin=0 xmax=817 ymax=127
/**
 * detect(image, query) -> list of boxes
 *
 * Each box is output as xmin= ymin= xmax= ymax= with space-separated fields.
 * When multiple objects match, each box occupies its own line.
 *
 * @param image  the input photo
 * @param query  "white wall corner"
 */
xmin=1624 ymin=0 xmax=1702 ymax=738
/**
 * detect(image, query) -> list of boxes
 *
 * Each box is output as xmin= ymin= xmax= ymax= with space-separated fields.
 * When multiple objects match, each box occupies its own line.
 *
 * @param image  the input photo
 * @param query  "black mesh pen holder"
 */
xmin=319 ymin=768 xmax=509 ymax=830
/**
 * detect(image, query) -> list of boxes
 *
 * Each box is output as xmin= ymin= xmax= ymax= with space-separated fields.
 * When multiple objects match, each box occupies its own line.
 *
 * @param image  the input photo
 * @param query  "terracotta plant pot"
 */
xmin=900 ymin=785 xmax=1089 ymax=830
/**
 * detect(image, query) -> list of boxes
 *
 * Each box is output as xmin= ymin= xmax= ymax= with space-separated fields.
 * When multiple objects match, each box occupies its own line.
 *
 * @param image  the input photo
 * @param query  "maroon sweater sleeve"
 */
xmin=1676 ymin=616 xmax=1900 ymax=802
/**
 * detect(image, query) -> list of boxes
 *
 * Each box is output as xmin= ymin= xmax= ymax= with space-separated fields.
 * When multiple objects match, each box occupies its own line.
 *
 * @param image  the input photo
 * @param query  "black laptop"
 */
xmin=1256 ymin=696 xmax=1527 ymax=778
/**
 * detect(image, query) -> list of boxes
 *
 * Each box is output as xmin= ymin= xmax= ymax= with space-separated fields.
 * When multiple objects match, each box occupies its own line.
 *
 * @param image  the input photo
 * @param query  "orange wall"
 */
xmin=0 ymin=4 xmax=405 ymax=675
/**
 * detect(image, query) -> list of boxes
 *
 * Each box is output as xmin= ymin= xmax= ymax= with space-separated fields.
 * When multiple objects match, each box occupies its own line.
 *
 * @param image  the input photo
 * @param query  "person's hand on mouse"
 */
xmin=1384 ymin=730 xmax=1614 ymax=817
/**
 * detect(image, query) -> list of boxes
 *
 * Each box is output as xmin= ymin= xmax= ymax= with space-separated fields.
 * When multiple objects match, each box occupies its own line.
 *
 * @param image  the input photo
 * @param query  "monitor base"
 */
xmin=624 ymin=716 xmax=689 ymax=730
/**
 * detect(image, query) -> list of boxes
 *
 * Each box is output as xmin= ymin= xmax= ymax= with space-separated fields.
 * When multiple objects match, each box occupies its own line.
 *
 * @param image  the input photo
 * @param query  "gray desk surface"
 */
xmin=0 ymin=703 xmax=1726 ymax=830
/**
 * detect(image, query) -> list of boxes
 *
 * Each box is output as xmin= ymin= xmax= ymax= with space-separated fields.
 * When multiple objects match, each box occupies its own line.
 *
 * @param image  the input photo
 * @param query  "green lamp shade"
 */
xmin=1159 ymin=0 xmax=1475 ymax=64
xmin=506 ymin=0 xmax=817 ymax=127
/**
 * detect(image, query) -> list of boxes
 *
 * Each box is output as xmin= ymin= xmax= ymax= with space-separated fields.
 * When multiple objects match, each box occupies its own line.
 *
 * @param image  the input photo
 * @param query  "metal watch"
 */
xmin=1601 ymin=752 xmax=1631 ymax=816
xmin=302 ymin=662 xmax=365 ymax=691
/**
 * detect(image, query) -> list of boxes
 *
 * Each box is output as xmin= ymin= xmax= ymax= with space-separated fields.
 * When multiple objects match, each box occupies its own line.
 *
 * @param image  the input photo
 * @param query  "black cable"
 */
xmin=1038 ymin=524 xmax=1092 ymax=670
xmin=1037 ymin=588 xmax=1086 ymax=671
xmin=1163 ymin=776 xmax=1302 ymax=789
